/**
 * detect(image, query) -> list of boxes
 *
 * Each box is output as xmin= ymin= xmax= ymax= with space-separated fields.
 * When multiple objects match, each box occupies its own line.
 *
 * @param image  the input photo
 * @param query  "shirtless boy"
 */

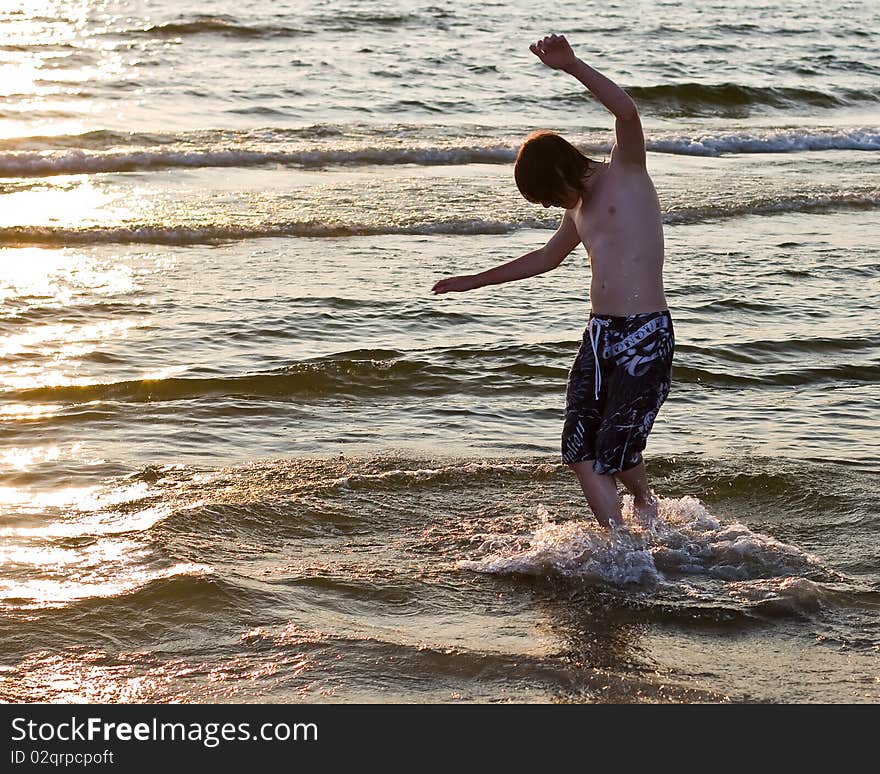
xmin=431 ymin=34 xmax=674 ymax=530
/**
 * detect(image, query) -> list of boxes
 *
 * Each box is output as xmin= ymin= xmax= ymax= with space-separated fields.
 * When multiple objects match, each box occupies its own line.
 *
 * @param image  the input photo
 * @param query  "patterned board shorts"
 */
xmin=562 ymin=310 xmax=674 ymax=475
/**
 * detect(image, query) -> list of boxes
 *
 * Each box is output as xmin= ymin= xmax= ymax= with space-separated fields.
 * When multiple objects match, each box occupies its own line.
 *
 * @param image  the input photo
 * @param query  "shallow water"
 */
xmin=1 ymin=0 xmax=878 ymax=703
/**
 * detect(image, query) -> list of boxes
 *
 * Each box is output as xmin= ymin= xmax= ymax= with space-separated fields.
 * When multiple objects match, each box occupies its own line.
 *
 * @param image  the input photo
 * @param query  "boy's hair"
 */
xmin=514 ymin=130 xmax=597 ymax=205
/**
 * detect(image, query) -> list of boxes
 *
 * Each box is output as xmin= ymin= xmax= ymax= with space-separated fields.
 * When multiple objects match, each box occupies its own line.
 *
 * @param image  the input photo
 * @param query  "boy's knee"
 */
xmin=566 ymin=458 xmax=608 ymax=482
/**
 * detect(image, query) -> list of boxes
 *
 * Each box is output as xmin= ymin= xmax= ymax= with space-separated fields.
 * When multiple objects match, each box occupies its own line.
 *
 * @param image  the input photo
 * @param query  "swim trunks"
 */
xmin=561 ymin=310 xmax=674 ymax=475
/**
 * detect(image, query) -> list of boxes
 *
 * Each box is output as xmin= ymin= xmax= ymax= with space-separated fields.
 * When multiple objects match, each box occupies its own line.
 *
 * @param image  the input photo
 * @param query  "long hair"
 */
xmin=514 ymin=130 xmax=598 ymax=205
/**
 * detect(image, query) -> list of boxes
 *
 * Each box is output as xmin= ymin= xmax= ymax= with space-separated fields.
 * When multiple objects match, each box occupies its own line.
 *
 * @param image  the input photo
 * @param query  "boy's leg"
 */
xmin=616 ymin=460 xmax=658 ymax=525
xmin=567 ymin=460 xmax=623 ymax=528
xmin=590 ymin=312 xmax=674 ymax=527
xmin=561 ymin=323 xmax=615 ymax=528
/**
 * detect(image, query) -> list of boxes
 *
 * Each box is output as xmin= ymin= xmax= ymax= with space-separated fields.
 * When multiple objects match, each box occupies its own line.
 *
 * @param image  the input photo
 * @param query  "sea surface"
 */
xmin=1 ymin=0 xmax=878 ymax=703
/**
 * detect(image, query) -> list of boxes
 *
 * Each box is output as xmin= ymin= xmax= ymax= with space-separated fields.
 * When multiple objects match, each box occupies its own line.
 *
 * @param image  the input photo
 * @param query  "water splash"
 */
xmin=459 ymin=495 xmax=829 ymax=588
xmin=459 ymin=503 xmax=660 ymax=586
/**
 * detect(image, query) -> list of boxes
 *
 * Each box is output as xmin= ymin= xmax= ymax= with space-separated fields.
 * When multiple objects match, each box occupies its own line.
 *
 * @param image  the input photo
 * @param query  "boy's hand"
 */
xmin=431 ymin=275 xmax=477 ymax=294
xmin=529 ymin=34 xmax=578 ymax=71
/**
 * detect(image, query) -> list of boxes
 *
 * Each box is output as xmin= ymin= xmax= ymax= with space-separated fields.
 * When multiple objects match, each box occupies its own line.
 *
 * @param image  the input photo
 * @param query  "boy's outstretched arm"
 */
xmin=530 ymin=34 xmax=645 ymax=166
xmin=432 ymin=213 xmax=580 ymax=294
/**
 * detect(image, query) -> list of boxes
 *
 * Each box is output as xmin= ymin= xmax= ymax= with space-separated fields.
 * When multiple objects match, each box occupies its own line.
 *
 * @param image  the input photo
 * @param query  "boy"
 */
xmin=431 ymin=34 xmax=673 ymax=530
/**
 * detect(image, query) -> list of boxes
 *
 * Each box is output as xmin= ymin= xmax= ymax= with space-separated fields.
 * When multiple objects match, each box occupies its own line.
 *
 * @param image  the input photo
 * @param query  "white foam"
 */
xmin=0 ymin=145 xmax=516 ymax=177
xmin=459 ymin=496 xmax=827 ymax=587
xmin=648 ymin=127 xmax=880 ymax=156
xmin=643 ymin=495 xmax=827 ymax=580
xmin=726 ymin=576 xmax=826 ymax=609
xmin=459 ymin=504 xmax=661 ymax=586
xmin=2 ymin=128 xmax=875 ymax=178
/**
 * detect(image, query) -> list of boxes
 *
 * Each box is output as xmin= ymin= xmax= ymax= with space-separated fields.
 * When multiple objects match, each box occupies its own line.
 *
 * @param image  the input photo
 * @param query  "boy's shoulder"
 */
xmin=608 ymin=144 xmax=649 ymax=172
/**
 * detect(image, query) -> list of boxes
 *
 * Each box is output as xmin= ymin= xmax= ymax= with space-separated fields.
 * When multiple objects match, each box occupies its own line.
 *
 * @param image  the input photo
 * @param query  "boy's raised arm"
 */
xmin=530 ymin=34 xmax=645 ymax=167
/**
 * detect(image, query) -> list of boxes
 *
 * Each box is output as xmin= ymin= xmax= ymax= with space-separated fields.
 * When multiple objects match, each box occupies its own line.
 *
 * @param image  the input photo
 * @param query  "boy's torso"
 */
xmin=568 ymin=154 xmax=667 ymax=316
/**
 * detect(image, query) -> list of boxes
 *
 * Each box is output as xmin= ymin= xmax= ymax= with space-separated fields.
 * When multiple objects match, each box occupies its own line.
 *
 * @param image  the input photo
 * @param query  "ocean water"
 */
xmin=1 ymin=0 xmax=878 ymax=703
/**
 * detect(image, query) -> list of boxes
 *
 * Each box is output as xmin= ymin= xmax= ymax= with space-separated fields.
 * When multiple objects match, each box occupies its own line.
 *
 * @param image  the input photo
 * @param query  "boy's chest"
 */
xmin=574 ymin=170 xmax=657 ymax=249
xmin=573 ymin=181 xmax=622 ymax=248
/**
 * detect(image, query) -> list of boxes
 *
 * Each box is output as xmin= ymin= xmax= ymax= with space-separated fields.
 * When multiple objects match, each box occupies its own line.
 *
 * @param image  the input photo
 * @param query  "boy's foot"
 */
xmin=633 ymin=494 xmax=658 ymax=529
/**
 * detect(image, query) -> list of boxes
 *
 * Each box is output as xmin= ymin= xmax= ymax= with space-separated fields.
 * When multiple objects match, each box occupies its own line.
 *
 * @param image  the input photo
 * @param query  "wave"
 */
xmin=0 ymin=219 xmax=551 ymax=245
xmin=8 ymin=343 xmax=878 ymax=406
xmin=0 ymin=562 xmax=212 ymax=611
xmin=160 ymin=501 xmax=370 ymax=541
xmin=675 ymin=334 xmax=880 ymax=366
xmin=0 ymin=130 xmax=177 ymax=152
xmin=329 ymin=460 xmax=563 ymax=493
xmin=732 ymin=334 xmax=880 ymax=357
xmin=3 ymin=355 xmax=550 ymax=404
xmin=126 ymin=453 xmax=836 ymax=495
xmin=115 ymin=10 xmax=452 ymax=40
xmin=648 ymin=127 xmax=880 ymax=156
xmin=0 ymin=127 xmax=350 ymax=152
xmin=120 ymin=15 xmax=309 ymax=39
xmin=310 ymin=9 xmax=453 ymax=32
xmin=0 ymin=127 xmax=880 ymax=177
xmin=673 ymin=361 xmax=880 ymax=387
xmin=111 ymin=454 xmax=880 ymax=542
xmin=0 ymin=145 xmax=517 ymax=177
xmin=623 ymin=82 xmax=880 ymax=114
xmin=1 ymin=127 xmax=876 ymax=176
xmin=663 ymin=191 xmax=880 ymax=225
xmin=2 ymin=189 xmax=877 ymax=246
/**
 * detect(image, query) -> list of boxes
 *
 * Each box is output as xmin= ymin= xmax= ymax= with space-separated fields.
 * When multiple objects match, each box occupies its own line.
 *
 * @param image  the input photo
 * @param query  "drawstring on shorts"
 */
xmin=588 ymin=316 xmax=610 ymax=400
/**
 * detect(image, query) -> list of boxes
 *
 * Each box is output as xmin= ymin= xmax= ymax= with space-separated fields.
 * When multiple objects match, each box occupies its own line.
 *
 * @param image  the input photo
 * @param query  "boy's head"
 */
xmin=514 ymin=130 xmax=597 ymax=209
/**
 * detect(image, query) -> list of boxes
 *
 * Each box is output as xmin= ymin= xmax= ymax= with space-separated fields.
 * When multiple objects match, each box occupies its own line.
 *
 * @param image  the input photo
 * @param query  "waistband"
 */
xmin=585 ymin=309 xmax=672 ymax=399
xmin=588 ymin=309 xmax=671 ymax=326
